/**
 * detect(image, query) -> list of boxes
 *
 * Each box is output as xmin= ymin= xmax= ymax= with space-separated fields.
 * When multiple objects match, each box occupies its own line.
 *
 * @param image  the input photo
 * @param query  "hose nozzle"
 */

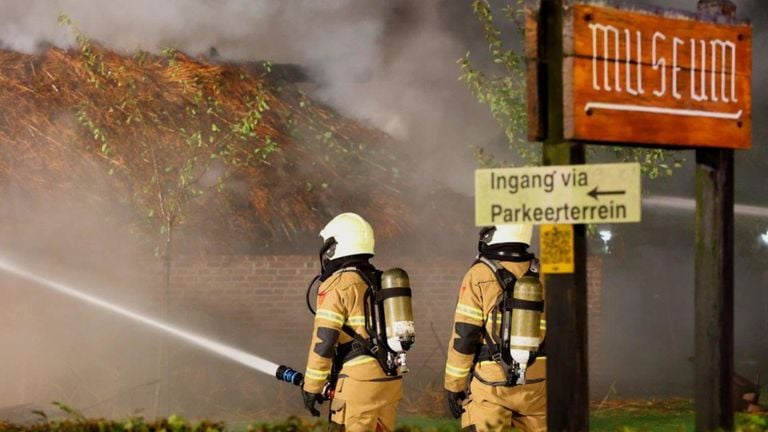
xmin=276 ymin=365 xmax=304 ymax=387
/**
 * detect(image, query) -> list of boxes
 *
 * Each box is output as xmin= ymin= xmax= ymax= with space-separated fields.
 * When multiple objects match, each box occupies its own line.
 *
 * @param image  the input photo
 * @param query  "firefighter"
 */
xmin=444 ymin=224 xmax=547 ymax=432
xmin=302 ymin=212 xmax=405 ymax=431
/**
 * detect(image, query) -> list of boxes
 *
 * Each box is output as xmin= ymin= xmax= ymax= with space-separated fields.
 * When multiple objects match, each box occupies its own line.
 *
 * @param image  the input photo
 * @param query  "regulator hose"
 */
xmin=305 ymin=274 xmax=321 ymax=315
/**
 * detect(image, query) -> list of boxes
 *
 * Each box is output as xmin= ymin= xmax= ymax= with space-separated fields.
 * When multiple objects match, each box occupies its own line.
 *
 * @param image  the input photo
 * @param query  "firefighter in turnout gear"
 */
xmin=444 ymin=224 xmax=547 ymax=432
xmin=303 ymin=213 xmax=412 ymax=431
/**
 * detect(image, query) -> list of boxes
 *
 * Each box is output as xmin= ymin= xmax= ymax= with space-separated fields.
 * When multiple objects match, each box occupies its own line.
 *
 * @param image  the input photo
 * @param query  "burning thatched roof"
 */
xmin=0 ymin=41 xmax=410 ymax=252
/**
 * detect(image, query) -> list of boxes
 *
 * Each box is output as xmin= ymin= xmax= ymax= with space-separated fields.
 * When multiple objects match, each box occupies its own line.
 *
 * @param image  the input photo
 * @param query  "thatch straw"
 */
xmin=0 ymin=43 xmax=410 ymax=252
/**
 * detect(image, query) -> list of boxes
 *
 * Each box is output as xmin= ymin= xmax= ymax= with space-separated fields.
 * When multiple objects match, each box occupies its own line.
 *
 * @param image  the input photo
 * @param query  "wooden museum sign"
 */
xmin=526 ymin=1 xmax=752 ymax=149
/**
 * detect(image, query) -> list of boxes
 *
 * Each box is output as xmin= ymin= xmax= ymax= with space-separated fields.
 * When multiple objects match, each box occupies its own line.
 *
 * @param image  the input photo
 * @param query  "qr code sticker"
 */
xmin=540 ymin=225 xmax=573 ymax=273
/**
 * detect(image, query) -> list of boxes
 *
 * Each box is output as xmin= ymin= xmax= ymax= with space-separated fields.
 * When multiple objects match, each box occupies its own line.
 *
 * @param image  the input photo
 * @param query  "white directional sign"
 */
xmin=475 ymin=162 xmax=641 ymax=226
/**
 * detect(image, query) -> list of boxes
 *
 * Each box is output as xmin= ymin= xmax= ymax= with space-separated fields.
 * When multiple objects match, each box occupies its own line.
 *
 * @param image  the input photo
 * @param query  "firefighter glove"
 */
xmin=302 ymin=390 xmax=324 ymax=417
xmin=446 ymin=390 xmax=466 ymax=419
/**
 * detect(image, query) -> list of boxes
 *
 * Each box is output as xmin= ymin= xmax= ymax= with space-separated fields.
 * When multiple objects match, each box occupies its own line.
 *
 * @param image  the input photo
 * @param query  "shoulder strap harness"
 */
xmin=474 ymin=256 xmax=543 ymax=386
xmin=332 ymin=267 xmax=401 ymax=377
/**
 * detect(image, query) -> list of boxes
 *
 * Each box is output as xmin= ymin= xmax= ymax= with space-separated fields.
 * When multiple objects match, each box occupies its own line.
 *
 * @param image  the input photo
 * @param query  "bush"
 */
xmin=0 ymin=415 xmax=225 ymax=432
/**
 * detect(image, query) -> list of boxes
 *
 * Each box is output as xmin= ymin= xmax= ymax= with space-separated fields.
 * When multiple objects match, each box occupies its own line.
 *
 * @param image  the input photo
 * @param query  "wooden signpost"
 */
xmin=522 ymin=0 xmax=751 ymax=430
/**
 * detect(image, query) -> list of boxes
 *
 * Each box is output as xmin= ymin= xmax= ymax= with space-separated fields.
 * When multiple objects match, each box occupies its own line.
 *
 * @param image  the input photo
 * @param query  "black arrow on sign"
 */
xmin=588 ymin=186 xmax=625 ymax=200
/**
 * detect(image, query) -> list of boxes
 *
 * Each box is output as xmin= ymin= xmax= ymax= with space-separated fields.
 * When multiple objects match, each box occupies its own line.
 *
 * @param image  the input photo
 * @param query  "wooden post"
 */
xmin=694 ymin=2 xmax=736 ymax=430
xmin=695 ymin=149 xmax=734 ymax=431
xmin=540 ymin=0 xmax=589 ymax=430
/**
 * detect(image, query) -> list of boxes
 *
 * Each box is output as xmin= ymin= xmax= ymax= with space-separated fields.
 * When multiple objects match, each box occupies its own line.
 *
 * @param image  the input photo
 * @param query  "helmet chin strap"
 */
xmin=478 ymin=226 xmax=496 ymax=246
xmin=478 ymin=243 xmax=534 ymax=262
xmin=319 ymin=254 xmax=375 ymax=282
xmin=319 ymin=237 xmax=337 ymax=273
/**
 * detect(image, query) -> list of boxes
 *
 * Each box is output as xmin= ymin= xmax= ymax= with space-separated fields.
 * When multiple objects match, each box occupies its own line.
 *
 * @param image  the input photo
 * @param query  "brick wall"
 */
xmin=156 ymin=254 xmax=602 ymax=416
xmin=165 ymin=255 xmax=319 ymax=366
xmin=587 ymin=256 xmax=605 ymax=392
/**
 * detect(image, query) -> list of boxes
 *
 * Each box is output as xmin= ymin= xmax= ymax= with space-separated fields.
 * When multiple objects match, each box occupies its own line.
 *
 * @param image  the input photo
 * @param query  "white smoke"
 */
xmin=0 ymin=0 xmax=498 ymax=194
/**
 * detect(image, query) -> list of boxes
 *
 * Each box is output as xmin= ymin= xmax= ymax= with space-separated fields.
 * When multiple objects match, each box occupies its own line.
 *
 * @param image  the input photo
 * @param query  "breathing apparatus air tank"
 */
xmin=508 ymin=272 xmax=544 ymax=384
xmin=379 ymin=268 xmax=415 ymax=373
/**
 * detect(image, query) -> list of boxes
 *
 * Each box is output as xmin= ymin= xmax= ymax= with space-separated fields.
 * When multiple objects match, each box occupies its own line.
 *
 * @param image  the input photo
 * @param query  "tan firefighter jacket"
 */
xmin=444 ymin=260 xmax=546 ymax=393
xmin=303 ymin=269 xmax=391 ymax=394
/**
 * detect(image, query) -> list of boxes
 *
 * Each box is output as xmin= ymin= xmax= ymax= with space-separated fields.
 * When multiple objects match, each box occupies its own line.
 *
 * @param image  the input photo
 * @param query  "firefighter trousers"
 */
xmin=329 ymin=375 xmax=403 ymax=432
xmin=461 ymin=378 xmax=546 ymax=432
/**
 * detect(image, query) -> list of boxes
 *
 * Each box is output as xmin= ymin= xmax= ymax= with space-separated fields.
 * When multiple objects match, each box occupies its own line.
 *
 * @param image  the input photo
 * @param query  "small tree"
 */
xmin=459 ymin=0 xmax=684 ymax=178
xmin=61 ymin=16 xmax=278 ymax=414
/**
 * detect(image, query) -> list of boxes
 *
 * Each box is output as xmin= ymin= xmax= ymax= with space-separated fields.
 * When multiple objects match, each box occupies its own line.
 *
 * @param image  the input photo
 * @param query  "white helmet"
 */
xmin=319 ymin=212 xmax=375 ymax=260
xmin=480 ymin=224 xmax=533 ymax=246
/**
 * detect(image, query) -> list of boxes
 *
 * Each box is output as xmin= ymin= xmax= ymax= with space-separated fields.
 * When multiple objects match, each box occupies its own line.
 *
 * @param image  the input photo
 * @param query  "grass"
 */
xmin=590 ymin=398 xmax=694 ymax=432
xmin=396 ymin=410 xmax=768 ymax=432
xmin=396 ymin=417 xmax=460 ymax=431
xmin=397 ymin=400 xmax=768 ymax=432
xmin=237 ymin=411 xmax=765 ymax=432
xmin=591 ymin=410 xmax=692 ymax=431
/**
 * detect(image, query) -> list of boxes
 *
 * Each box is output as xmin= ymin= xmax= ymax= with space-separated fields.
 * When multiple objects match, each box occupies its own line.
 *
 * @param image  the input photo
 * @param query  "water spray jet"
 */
xmin=0 ymin=257 xmax=304 ymax=390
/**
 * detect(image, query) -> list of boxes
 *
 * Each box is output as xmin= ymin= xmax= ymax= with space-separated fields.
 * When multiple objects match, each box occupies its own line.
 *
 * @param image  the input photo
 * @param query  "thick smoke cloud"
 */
xmin=0 ymin=0 xmax=763 ymax=196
